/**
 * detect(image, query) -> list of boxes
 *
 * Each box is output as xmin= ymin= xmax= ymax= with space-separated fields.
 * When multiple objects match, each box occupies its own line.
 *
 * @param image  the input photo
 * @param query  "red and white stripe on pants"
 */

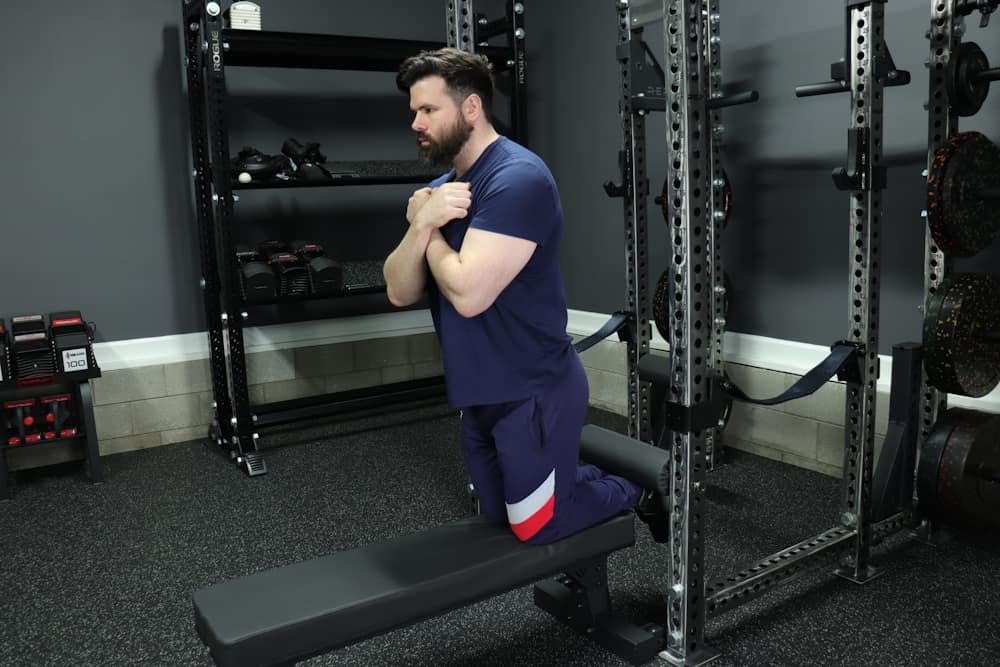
xmin=505 ymin=469 xmax=555 ymax=540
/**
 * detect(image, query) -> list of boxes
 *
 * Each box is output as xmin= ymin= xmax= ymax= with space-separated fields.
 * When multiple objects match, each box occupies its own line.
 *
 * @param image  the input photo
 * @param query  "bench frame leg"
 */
xmin=534 ymin=557 xmax=663 ymax=665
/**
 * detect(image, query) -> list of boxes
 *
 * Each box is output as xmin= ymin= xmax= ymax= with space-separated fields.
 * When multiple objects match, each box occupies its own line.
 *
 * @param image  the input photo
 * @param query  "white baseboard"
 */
xmin=93 ymin=308 xmax=1000 ymax=413
xmin=93 ymin=310 xmax=434 ymax=371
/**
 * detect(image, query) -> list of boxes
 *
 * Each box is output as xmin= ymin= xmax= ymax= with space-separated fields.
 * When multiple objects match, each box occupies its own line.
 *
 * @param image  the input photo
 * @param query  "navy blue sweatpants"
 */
xmin=460 ymin=353 xmax=643 ymax=545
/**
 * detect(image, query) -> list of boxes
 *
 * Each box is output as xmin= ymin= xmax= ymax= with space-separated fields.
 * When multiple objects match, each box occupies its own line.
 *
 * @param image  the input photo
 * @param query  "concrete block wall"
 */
xmin=575 ymin=338 xmax=629 ymax=416
xmin=89 ymin=333 xmax=443 ymax=456
xmin=85 ymin=333 xmax=634 ymax=459
xmin=721 ymin=363 xmax=888 ymax=478
xmin=85 ymin=333 xmax=638 ymax=460
xmin=14 ymin=331 xmax=883 ymax=479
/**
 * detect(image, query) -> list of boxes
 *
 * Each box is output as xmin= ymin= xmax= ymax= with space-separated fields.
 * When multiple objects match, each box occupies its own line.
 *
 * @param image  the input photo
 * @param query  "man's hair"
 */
xmin=396 ymin=47 xmax=495 ymax=117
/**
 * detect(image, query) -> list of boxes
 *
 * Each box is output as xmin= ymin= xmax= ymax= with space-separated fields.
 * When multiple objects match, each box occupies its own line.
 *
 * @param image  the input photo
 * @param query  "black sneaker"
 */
xmin=634 ymin=490 xmax=670 ymax=543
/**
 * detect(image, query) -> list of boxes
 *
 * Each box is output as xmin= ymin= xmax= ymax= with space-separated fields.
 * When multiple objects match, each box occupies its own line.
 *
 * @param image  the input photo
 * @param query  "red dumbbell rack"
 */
xmin=0 ymin=313 xmax=102 ymax=499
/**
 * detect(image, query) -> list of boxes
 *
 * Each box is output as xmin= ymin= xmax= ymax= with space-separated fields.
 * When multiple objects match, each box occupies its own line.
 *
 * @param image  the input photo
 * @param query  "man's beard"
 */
xmin=417 ymin=117 xmax=474 ymax=165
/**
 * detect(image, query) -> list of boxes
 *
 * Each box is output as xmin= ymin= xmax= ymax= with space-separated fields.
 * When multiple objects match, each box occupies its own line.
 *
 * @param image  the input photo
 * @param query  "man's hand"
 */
xmin=413 ymin=182 xmax=472 ymax=229
xmin=406 ymin=187 xmax=434 ymax=225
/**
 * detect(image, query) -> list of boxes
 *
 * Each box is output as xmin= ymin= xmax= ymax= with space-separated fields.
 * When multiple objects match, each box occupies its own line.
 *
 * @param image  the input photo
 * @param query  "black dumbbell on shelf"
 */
xmin=282 ymin=138 xmax=331 ymax=181
xmin=236 ymin=240 xmax=346 ymax=300
xmin=230 ymin=146 xmax=293 ymax=185
xmin=10 ymin=315 xmax=55 ymax=385
xmin=236 ymin=245 xmax=278 ymax=302
xmin=258 ymin=241 xmax=310 ymax=298
xmin=291 ymin=241 xmax=344 ymax=295
xmin=49 ymin=311 xmax=98 ymax=379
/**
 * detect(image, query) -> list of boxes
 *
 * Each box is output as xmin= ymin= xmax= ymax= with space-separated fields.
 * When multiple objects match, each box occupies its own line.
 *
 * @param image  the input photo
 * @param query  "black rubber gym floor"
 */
xmin=1 ymin=404 xmax=997 ymax=667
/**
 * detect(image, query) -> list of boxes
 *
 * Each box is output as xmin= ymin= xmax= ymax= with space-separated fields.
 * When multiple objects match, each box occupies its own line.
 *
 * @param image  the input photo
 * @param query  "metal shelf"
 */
xmin=183 ymin=1 xmax=528 ymax=473
xmin=232 ymin=160 xmax=442 ymax=190
xmin=244 ymin=284 xmax=387 ymax=307
xmin=252 ymin=377 xmax=447 ymax=429
xmin=242 ymin=259 xmax=388 ymax=307
xmin=221 ymin=29 xmax=513 ymax=72
xmin=4 ymin=433 xmax=85 ymax=450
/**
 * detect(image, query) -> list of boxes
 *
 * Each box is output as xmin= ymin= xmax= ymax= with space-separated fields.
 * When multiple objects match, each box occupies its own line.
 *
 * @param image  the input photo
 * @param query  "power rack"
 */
xmin=916 ymin=0 xmax=1000 ymax=533
xmin=614 ymin=2 xmax=916 ymax=663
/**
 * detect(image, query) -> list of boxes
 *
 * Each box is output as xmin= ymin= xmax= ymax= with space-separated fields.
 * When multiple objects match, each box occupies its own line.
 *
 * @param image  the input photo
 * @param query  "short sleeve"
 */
xmin=469 ymin=161 xmax=560 ymax=246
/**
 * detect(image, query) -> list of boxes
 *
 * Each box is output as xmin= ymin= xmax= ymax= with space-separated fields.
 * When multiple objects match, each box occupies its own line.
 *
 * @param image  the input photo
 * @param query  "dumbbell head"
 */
xmin=235 ymin=245 xmax=263 ymax=265
xmin=258 ymin=240 xmax=290 ymax=258
xmin=281 ymin=138 xmax=326 ymax=164
xmin=230 ymin=146 xmax=291 ymax=179
xmin=235 ymin=246 xmax=275 ymax=301
xmin=307 ymin=256 xmax=344 ymax=295
xmin=269 ymin=253 xmax=310 ymax=297
xmin=291 ymin=240 xmax=325 ymax=260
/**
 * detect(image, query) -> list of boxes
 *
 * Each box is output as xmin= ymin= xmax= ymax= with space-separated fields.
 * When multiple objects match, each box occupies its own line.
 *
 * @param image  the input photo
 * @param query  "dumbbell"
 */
xmin=10 ymin=315 xmax=55 ymax=384
xmin=4 ymin=398 xmax=40 ymax=445
xmin=257 ymin=240 xmax=289 ymax=257
xmin=41 ymin=394 xmax=76 ymax=439
xmin=291 ymin=240 xmax=344 ymax=295
xmin=230 ymin=146 xmax=292 ymax=183
xmin=257 ymin=240 xmax=311 ymax=298
xmin=268 ymin=252 xmax=311 ymax=297
xmin=235 ymin=245 xmax=277 ymax=302
xmin=50 ymin=311 xmax=93 ymax=376
xmin=282 ymin=138 xmax=330 ymax=181
xmin=3 ymin=402 xmax=21 ymax=446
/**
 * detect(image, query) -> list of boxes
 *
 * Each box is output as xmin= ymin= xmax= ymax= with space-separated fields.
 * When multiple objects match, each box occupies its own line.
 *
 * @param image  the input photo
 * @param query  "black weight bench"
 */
xmin=193 ymin=425 xmax=670 ymax=667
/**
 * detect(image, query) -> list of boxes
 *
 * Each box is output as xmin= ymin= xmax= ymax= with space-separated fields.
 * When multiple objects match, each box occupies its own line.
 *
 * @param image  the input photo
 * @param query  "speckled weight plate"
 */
xmin=922 ymin=273 xmax=1000 ymax=398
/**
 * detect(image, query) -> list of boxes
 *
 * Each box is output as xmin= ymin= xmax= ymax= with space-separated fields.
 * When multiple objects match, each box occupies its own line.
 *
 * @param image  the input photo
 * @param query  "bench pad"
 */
xmin=193 ymin=512 xmax=635 ymax=667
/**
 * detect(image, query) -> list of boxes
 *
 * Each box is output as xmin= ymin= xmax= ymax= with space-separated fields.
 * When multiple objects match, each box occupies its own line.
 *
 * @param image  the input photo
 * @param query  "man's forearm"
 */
xmin=384 ymin=222 xmax=433 ymax=307
xmin=425 ymin=229 xmax=467 ymax=306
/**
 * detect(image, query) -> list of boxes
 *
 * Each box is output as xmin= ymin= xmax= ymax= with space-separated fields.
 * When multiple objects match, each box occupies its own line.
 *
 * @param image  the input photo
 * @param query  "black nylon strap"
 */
xmin=721 ymin=343 xmax=859 ymax=406
xmin=573 ymin=312 xmax=630 ymax=354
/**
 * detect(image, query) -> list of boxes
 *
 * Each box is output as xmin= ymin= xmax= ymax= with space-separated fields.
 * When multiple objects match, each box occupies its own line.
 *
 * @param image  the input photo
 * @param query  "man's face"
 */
xmin=409 ymin=75 xmax=474 ymax=165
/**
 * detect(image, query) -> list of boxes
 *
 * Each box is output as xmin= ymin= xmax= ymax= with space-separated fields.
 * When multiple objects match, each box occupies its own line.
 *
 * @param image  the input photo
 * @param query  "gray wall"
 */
xmin=1 ymin=1 xmax=998 ymax=353
xmin=0 ymin=0 xmax=451 ymax=341
xmin=536 ymin=0 xmax=1000 ymax=352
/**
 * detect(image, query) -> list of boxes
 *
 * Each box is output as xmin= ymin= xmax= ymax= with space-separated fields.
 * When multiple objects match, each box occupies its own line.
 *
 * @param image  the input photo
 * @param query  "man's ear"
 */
xmin=463 ymin=94 xmax=483 ymax=122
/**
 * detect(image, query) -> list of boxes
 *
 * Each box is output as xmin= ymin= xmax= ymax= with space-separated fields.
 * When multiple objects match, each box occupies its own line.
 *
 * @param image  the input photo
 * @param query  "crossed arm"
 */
xmin=383 ymin=183 xmax=537 ymax=318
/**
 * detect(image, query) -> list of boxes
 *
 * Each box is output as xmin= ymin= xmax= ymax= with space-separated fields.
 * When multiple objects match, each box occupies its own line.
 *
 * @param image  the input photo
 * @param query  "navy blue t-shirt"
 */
xmin=426 ymin=136 xmax=574 ymax=407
